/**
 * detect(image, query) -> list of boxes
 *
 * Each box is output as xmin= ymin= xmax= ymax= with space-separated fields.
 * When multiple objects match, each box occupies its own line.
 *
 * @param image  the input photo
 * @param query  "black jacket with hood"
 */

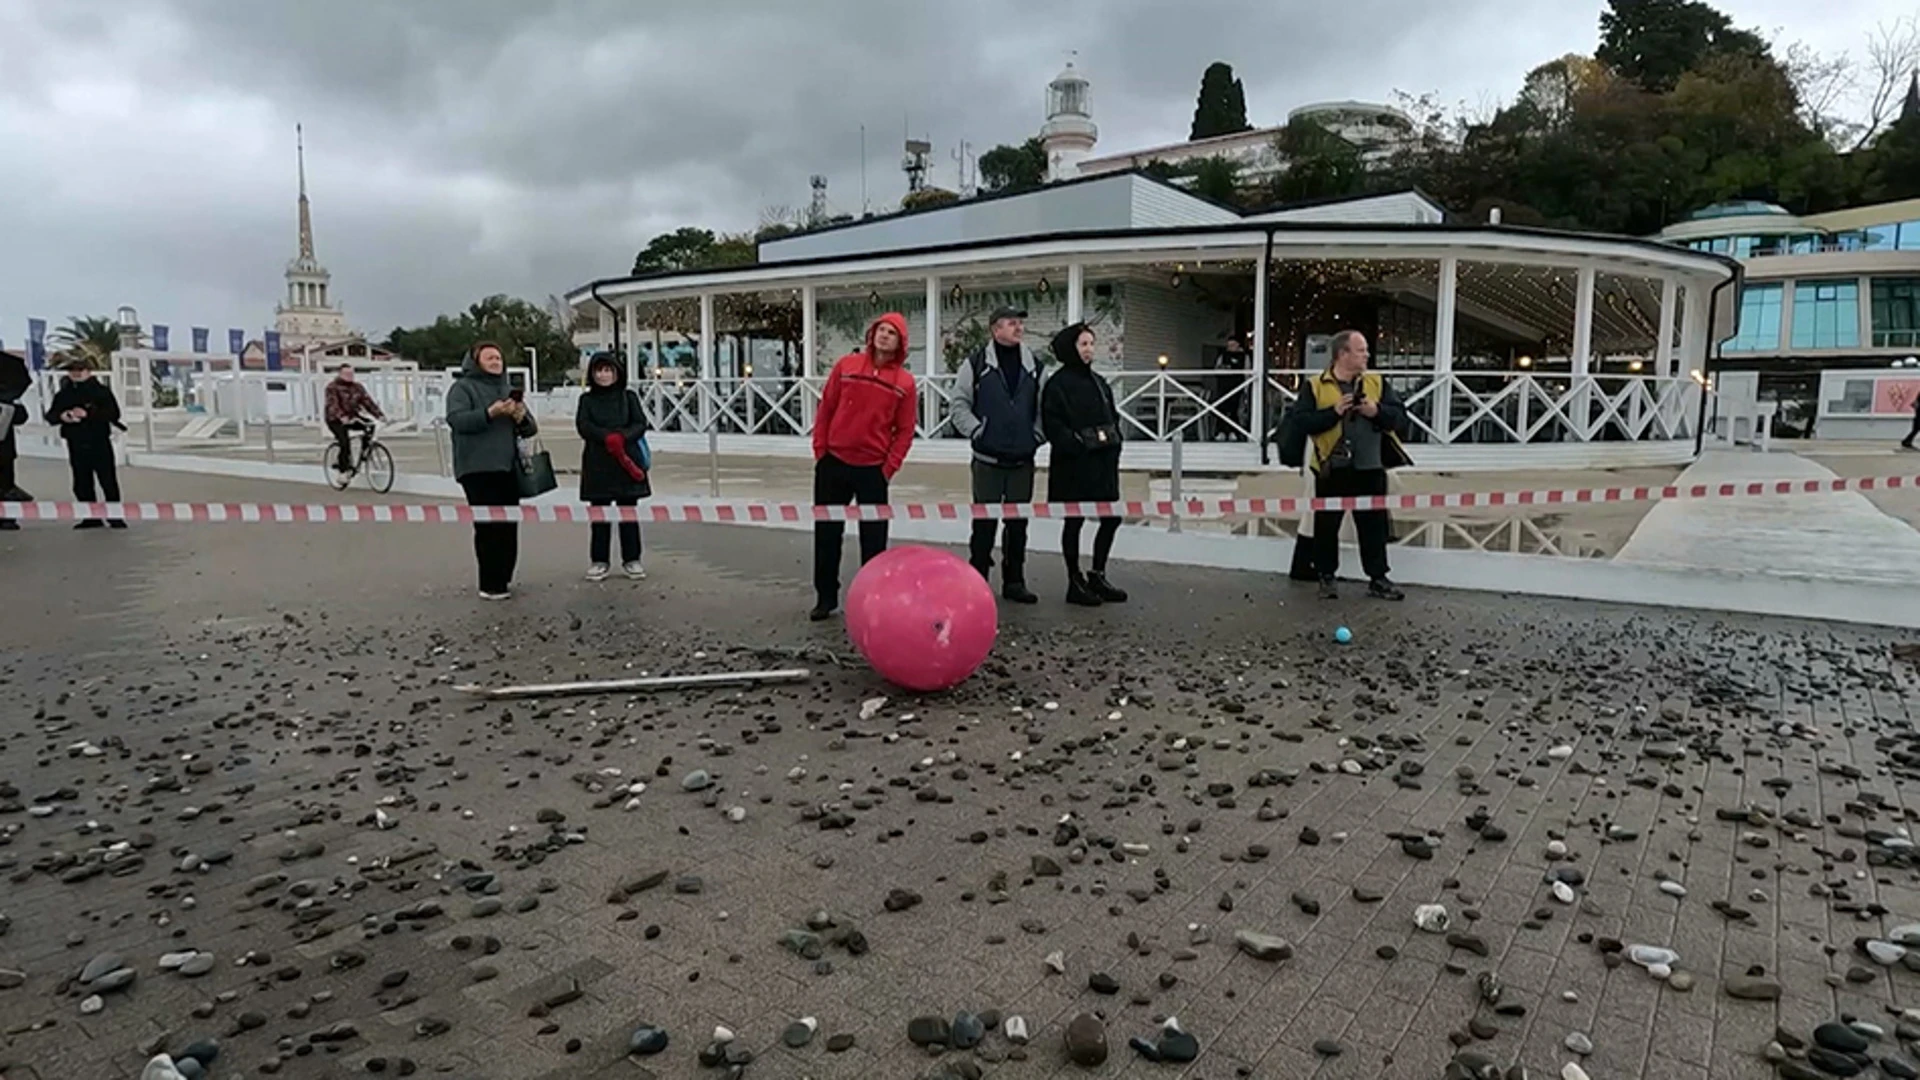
xmin=1040 ymin=322 xmax=1124 ymax=503
xmin=574 ymin=355 xmax=652 ymax=501
xmin=445 ymin=350 xmax=537 ymax=480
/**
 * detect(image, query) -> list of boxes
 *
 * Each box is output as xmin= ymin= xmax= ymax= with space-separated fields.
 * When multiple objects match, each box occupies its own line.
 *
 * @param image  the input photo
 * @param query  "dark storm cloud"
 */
xmin=0 ymin=0 xmax=1888 ymax=336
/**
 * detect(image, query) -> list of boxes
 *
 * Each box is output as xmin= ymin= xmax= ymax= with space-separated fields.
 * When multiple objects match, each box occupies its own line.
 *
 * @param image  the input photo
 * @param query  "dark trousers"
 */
xmin=328 ymin=420 xmax=366 ymax=471
xmin=1905 ymin=412 xmax=1920 ymax=447
xmin=968 ymin=460 xmax=1035 ymax=583
xmin=1062 ymin=516 xmax=1120 ymax=575
xmin=589 ymin=497 xmax=642 ymax=565
xmin=813 ymin=454 xmax=888 ymax=604
xmin=0 ymin=453 xmax=14 ymax=527
xmin=459 ymin=471 xmax=521 ymax=594
xmin=1312 ymin=467 xmax=1391 ymax=582
xmin=68 ymin=441 xmax=121 ymax=504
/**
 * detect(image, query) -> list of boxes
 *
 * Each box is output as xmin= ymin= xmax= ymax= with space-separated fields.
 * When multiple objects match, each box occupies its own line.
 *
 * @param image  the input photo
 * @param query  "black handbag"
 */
xmin=515 ymin=437 xmax=558 ymax=499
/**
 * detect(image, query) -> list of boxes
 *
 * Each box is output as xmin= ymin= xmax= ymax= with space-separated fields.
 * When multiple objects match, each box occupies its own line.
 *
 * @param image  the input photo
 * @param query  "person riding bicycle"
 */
xmin=325 ymin=363 xmax=385 ymax=474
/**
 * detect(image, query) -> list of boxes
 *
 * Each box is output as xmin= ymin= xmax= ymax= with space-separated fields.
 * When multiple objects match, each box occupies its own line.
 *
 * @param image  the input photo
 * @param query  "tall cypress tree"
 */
xmin=1190 ymin=62 xmax=1253 ymax=140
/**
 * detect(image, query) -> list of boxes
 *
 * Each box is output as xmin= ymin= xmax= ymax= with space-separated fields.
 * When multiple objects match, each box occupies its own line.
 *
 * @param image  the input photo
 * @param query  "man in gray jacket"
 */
xmin=951 ymin=306 xmax=1046 ymax=603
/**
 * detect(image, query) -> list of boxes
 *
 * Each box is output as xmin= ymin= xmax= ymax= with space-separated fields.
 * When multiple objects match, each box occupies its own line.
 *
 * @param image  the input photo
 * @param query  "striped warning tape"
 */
xmin=0 ymin=475 xmax=1914 ymax=523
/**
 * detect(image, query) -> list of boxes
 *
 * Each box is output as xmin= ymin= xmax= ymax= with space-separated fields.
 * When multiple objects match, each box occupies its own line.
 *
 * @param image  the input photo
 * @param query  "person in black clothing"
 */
xmin=574 ymin=352 xmax=652 ymax=581
xmin=1041 ymin=322 xmax=1129 ymax=607
xmin=1207 ymin=335 xmax=1248 ymax=441
xmin=45 ymin=354 xmax=126 ymax=529
xmin=0 ymin=350 xmax=29 ymax=531
xmin=951 ymin=306 xmax=1047 ymax=603
xmin=1286 ymin=330 xmax=1410 ymax=600
xmin=1902 ymin=388 xmax=1920 ymax=450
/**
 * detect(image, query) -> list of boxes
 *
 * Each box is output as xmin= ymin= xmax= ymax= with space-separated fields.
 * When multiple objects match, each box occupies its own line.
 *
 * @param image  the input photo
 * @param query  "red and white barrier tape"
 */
xmin=1 ymin=475 xmax=1914 ymax=524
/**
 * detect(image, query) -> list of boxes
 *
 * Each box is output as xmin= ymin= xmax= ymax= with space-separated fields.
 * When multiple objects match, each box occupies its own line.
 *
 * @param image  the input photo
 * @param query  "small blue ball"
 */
xmin=1334 ymin=626 xmax=1353 ymax=644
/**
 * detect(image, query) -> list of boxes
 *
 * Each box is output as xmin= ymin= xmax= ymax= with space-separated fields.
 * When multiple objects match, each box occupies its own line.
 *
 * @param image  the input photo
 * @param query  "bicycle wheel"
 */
xmin=322 ymin=445 xmax=353 ymax=490
xmin=362 ymin=442 xmax=395 ymax=494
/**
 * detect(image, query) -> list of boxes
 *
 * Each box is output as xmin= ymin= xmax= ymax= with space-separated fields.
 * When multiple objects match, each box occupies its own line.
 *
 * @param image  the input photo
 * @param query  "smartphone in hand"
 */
xmin=509 ymin=387 xmax=524 ymax=403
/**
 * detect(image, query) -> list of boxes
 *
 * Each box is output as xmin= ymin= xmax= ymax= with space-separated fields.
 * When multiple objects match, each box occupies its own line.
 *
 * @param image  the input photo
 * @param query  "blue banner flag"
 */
xmin=28 ymin=317 xmax=46 ymax=371
xmin=191 ymin=327 xmax=209 ymax=353
xmin=265 ymin=331 xmax=282 ymax=372
xmin=228 ymin=329 xmax=244 ymax=356
xmin=153 ymin=324 xmax=170 ymax=352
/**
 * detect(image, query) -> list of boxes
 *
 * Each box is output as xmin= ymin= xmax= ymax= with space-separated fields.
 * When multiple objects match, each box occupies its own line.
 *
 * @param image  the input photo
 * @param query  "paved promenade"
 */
xmin=2 ymin=461 xmax=1918 ymax=1080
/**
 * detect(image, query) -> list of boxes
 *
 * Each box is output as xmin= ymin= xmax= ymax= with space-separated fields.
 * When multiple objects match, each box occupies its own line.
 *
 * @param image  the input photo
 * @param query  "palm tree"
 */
xmin=50 ymin=315 xmax=143 ymax=368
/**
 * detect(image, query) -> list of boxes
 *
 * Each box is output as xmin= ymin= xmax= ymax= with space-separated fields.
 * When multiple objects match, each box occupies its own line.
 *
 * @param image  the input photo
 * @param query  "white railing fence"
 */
xmin=613 ymin=368 xmax=1697 ymax=447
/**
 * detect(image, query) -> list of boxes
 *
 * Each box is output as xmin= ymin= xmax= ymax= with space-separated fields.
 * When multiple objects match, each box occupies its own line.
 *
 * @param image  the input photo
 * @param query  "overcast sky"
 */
xmin=0 ymin=0 xmax=1907 ymax=341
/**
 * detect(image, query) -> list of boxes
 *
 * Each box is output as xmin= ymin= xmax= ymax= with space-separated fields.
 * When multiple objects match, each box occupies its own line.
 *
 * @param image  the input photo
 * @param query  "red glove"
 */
xmin=605 ymin=433 xmax=647 ymax=482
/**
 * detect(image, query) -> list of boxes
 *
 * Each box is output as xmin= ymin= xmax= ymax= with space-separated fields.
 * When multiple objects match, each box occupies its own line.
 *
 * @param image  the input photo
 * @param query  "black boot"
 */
xmin=1066 ymin=572 xmax=1103 ymax=607
xmin=1318 ymin=575 xmax=1339 ymax=600
xmin=1086 ymin=571 xmax=1128 ymax=603
xmin=1001 ymin=527 xmax=1036 ymax=603
xmin=1367 ymin=577 xmax=1405 ymax=601
xmin=809 ymin=599 xmax=838 ymax=622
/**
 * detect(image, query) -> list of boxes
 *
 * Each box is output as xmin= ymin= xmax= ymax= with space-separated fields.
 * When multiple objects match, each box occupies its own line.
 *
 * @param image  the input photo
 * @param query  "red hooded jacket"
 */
xmin=812 ymin=312 xmax=917 ymax=478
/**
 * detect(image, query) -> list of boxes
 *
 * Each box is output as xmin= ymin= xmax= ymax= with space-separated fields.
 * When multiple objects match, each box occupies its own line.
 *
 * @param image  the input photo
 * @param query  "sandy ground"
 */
xmin=3 ymin=461 xmax=1919 ymax=1080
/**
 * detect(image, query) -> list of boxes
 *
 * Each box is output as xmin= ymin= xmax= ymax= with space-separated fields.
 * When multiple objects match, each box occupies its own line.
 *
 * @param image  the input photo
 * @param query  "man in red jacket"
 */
xmin=810 ymin=312 xmax=917 ymax=620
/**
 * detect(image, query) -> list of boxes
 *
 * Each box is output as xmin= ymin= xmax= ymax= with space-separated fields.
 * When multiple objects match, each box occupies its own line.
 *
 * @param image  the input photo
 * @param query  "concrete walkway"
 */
xmin=1615 ymin=449 xmax=1920 ymax=587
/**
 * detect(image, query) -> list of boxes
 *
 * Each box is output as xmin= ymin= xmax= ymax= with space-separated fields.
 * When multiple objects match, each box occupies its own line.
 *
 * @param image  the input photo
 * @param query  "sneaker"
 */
xmin=622 ymin=561 xmax=647 ymax=580
xmin=1368 ymin=577 xmax=1406 ymax=601
xmin=1065 ymin=574 xmax=1104 ymax=608
xmin=74 ymin=520 xmax=104 ymax=530
xmin=809 ymin=603 xmax=837 ymax=622
xmin=1002 ymin=582 xmax=1040 ymax=605
xmin=479 ymin=589 xmax=511 ymax=601
xmin=0 ymin=520 xmax=16 ymax=531
xmin=1318 ymin=576 xmax=1339 ymax=600
xmin=585 ymin=562 xmax=610 ymax=581
xmin=1086 ymin=572 xmax=1128 ymax=603
xmin=108 ymin=520 xmax=127 ymax=530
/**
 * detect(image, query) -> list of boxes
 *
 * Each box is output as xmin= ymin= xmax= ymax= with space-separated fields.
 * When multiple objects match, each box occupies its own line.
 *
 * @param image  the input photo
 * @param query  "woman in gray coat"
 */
xmin=446 ymin=341 xmax=537 ymax=599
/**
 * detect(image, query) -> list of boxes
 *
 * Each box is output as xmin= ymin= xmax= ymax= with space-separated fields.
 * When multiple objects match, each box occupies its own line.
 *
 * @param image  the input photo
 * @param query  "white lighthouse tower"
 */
xmin=1040 ymin=60 xmax=1098 ymax=183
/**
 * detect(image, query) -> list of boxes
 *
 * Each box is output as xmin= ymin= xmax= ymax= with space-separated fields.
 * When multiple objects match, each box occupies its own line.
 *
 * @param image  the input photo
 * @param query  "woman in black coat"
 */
xmin=1041 ymin=322 xmax=1128 ymax=606
xmin=575 ymin=353 xmax=652 ymax=580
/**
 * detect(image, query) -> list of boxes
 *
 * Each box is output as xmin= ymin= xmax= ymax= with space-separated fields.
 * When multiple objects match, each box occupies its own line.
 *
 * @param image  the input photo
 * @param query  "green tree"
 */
xmin=1597 ymin=0 xmax=1770 ymax=93
xmin=978 ymin=137 xmax=1048 ymax=193
xmin=51 ymin=315 xmax=142 ymax=368
xmin=631 ymin=226 xmax=718 ymax=274
xmin=1188 ymin=156 xmax=1244 ymax=204
xmin=383 ymin=295 xmax=581 ymax=387
xmin=1866 ymin=75 xmax=1920 ymax=201
xmin=1271 ymin=118 xmax=1367 ymax=203
xmin=1190 ymin=62 xmax=1252 ymax=140
xmin=900 ymin=187 xmax=961 ymax=211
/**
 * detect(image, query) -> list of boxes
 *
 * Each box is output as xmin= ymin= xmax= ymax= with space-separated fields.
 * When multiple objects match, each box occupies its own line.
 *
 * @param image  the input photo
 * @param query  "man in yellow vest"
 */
xmin=1288 ymin=330 xmax=1411 ymax=600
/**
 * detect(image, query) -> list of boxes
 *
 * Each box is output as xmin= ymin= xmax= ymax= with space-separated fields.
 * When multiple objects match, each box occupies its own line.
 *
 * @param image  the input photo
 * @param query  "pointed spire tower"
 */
xmin=296 ymin=123 xmax=316 ymax=262
xmin=276 ymin=123 xmax=349 ymax=352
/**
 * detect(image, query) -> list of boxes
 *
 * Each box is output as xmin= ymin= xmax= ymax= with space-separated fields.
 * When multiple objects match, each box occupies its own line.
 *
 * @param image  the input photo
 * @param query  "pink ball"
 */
xmin=846 ymin=546 xmax=998 ymax=692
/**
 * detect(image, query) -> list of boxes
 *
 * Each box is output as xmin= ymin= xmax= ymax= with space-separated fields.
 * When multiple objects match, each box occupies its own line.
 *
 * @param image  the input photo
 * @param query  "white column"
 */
xmin=698 ymin=292 xmax=715 ymax=430
xmin=1066 ymin=263 xmax=1084 ymax=325
xmin=1654 ymin=278 xmax=1678 ymax=379
xmin=1859 ymin=275 xmax=1873 ymax=348
xmin=1249 ymin=254 xmax=1267 ymax=460
xmin=923 ymin=275 xmax=940 ymax=431
xmin=1680 ymin=283 xmax=1710 ymax=372
xmin=623 ymin=301 xmax=637 ymax=372
xmin=1570 ymin=264 xmax=1597 ymax=440
xmin=1571 ymin=265 xmax=1596 ymax=375
xmin=1432 ymin=256 xmax=1458 ymax=442
xmin=801 ymin=285 xmax=817 ymax=378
